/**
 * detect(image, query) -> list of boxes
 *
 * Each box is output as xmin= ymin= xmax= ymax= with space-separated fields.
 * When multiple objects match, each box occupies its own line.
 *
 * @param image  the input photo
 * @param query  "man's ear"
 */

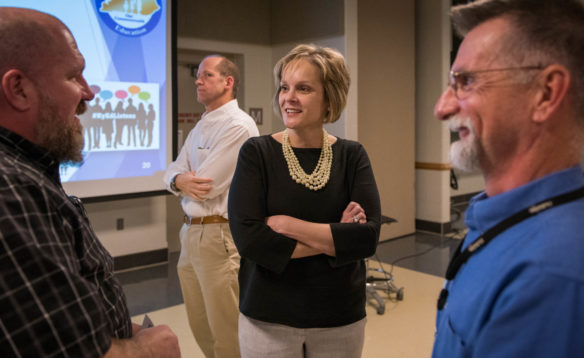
xmin=532 ymin=64 xmax=570 ymax=123
xmin=224 ymin=75 xmax=234 ymax=90
xmin=1 ymin=69 xmax=35 ymax=112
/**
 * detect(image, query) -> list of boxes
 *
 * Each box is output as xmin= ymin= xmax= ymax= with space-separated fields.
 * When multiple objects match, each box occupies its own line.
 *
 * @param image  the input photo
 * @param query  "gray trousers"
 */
xmin=239 ymin=313 xmax=366 ymax=358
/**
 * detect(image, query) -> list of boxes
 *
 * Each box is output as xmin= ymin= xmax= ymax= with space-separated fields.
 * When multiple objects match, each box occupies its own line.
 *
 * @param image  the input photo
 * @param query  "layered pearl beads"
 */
xmin=282 ymin=128 xmax=332 ymax=191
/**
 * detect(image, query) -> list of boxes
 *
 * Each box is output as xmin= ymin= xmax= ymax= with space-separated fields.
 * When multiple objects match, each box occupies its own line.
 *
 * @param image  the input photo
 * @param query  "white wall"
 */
xmin=415 ymin=0 xmax=452 ymax=225
xmin=86 ymin=196 xmax=167 ymax=257
xmin=178 ymin=37 xmax=274 ymax=135
xmin=414 ymin=0 xmax=487 ymax=230
xmin=451 ymin=170 xmax=485 ymax=196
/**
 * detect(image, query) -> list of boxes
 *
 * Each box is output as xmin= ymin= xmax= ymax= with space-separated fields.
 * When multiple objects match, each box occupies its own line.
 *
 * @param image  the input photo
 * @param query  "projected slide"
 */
xmin=0 ymin=0 xmax=171 ymax=197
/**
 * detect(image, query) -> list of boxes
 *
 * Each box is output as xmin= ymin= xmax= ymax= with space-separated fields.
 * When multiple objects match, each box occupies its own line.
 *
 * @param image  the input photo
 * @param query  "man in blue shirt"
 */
xmin=432 ymin=0 xmax=584 ymax=356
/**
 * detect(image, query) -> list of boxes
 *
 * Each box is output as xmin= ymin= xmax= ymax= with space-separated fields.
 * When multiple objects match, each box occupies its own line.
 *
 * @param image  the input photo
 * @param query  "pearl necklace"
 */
xmin=282 ymin=128 xmax=333 ymax=191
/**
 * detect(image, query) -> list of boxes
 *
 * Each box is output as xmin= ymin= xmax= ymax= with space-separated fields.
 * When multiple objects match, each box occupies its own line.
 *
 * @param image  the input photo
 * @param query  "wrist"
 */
xmin=170 ymin=174 xmax=180 ymax=192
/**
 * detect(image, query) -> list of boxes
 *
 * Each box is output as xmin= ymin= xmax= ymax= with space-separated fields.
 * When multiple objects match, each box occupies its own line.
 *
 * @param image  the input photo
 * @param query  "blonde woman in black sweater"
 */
xmin=229 ymin=44 xmax=381 ymax=358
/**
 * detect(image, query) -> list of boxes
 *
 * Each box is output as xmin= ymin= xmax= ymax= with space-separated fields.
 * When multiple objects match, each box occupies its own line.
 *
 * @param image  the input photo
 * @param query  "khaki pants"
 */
xmin=177 ymin=222 xmax=241 ymax=358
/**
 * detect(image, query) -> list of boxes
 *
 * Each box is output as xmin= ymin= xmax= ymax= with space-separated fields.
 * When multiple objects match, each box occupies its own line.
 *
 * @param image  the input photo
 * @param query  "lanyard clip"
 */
xmin=437 ymin=288 xmax=449 ymax=310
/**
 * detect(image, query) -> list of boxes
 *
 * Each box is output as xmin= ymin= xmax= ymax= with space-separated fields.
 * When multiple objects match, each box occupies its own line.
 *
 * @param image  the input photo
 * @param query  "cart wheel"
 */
xmin=397 ymin=288 xmax=404 ymax=301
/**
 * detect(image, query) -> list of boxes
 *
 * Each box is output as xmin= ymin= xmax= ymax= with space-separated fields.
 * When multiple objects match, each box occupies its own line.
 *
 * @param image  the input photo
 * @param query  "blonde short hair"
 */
xmin=273 ymin=44 xmax=350 ymax=124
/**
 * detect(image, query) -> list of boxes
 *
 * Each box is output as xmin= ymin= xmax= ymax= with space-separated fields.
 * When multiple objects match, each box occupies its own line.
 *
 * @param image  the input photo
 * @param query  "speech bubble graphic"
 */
xmin=100 ymin=90 xmax=113 ymax=100
xmin=129 ymin=85 xmax=141 ymax=95
xmin=115 ymin=90 xmax=128 ymax=99
xmin=138 ymin=91 xmax=151 ymax=101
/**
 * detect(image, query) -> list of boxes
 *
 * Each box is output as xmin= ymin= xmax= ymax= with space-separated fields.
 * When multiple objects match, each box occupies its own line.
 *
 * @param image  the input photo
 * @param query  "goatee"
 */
xmin=448 ymin=116 xmax=480 ymax=172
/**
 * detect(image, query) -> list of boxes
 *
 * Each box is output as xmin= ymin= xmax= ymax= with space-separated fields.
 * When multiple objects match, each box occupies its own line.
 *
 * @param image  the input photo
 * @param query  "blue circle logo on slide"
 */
xmin=95 ymin=0 xmax=162 ymax=37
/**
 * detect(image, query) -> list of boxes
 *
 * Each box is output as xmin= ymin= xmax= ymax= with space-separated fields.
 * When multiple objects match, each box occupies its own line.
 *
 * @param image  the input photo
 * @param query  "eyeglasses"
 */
xmin=448 ymin=66 xmax=544 ymax=100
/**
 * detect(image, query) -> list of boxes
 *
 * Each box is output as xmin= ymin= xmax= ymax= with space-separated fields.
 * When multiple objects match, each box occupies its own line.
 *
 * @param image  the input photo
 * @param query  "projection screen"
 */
xmin=0 ymin=0 xmax=175 ymax=200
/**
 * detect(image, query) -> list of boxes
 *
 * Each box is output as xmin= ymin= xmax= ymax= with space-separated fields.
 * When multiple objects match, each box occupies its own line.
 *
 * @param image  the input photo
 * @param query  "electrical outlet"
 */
xmin=116 ymin=218 xmax=124 ymax=230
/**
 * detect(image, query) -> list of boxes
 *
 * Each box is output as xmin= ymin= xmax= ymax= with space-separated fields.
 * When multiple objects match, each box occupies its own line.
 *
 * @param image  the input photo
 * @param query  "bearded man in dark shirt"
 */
xmin=0 ymin=7 xmax=180 ymax=358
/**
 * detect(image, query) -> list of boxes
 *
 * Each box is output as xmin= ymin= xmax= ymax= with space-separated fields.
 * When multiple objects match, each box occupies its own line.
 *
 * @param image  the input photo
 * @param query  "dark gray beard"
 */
xmin=34 ymin=95 xmax=86 ymax=164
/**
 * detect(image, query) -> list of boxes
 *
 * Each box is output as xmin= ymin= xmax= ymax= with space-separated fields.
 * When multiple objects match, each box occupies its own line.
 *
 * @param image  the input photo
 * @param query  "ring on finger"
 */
xmin=353 ymin=215 xmax=359 ymax=223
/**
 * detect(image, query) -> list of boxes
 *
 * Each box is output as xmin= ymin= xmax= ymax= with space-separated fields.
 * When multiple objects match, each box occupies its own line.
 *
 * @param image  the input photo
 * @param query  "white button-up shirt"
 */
xmin=164 ymin=99 xmax=259 ymax=218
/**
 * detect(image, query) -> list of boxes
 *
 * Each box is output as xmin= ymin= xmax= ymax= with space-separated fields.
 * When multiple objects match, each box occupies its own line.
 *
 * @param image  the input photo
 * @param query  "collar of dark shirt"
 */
xmin=0 ymin=126 xmax=61 ymax=184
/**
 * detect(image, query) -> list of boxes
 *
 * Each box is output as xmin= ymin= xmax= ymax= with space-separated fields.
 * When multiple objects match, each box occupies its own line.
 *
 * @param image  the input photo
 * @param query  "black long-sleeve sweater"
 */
xmin=228 ymin=135 xmax=381 ymax=328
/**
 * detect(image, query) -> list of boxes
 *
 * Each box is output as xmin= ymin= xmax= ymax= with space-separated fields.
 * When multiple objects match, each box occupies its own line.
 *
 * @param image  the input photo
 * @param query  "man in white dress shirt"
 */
xmin=164 ymin=55 xmax=259 ymax=358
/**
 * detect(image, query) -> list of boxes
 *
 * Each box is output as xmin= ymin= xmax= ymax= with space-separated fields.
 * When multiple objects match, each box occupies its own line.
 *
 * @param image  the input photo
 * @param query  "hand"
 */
xmin=175 ymin=171 xmax=213 ymax=201
xmin=340 ymin=201 xmax=366 ymax=224
xmin=131 ymin=323 xmax=142 ymax=336
xmin=105 ymin=325 xmax=180 ymax=358
xmin=133 ymin=325 xmax=181 ymax=358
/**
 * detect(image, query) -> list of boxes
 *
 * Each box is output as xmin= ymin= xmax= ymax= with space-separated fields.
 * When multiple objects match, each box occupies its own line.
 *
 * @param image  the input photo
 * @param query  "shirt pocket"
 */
xmin=193 ymin=146 xmax=209 ymax=168
xmin=434 ymin=315 xmax=467 ymax=357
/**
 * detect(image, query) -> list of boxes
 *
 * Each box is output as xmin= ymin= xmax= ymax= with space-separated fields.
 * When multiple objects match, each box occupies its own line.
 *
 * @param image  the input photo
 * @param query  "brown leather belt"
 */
xmin=184 ymin=215 xmax=228 ymax=225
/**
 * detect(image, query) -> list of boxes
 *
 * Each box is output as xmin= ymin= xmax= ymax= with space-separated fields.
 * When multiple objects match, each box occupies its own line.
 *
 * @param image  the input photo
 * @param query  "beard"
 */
xmin=34 ymin=94 xmax=86 ymax=164
xmin=448 ymin=116 xmax=480 ymax=172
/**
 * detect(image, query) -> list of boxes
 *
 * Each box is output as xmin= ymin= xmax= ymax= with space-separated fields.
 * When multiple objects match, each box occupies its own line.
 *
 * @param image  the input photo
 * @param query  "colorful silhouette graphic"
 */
xmin=78 ymin=81 xmax=159 ymax=152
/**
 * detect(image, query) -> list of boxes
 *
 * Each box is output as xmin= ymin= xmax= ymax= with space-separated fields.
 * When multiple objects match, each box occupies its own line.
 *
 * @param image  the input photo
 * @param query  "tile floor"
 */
xmin=116 ymin=230 xmax=462 ymax=316
xmin=116 ymin=231 xmax=463 ymax=357
xmin=115 ymin=201 xmax=471 ymax=356
xmin=130 ymin=263 xmax=447 ymax=358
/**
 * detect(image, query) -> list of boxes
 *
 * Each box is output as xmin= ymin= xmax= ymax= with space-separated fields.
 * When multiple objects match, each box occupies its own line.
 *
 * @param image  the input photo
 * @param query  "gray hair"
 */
xmin=451 ymin=0 xmax=584 ymax=120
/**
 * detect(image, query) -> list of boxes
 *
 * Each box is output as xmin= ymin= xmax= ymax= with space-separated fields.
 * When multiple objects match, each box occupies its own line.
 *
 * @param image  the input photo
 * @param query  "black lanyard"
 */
xmin=437 ymin=186 xmax=584 ymax=310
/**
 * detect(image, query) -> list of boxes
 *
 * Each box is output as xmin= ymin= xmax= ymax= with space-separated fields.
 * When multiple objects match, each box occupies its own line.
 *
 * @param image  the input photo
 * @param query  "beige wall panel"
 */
xmin=270 ymin=0 xmax=344 ymax=44
xmin=357 ymin=1 xmax=416 ymax=239
xmin=177 ymin=0 xmax=271 ymax=45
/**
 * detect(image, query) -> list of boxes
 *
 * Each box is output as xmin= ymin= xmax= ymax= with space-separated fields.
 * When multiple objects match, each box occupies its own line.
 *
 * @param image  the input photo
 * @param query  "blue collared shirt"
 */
xmin=433 ymin=166 xmax=584 ymax=357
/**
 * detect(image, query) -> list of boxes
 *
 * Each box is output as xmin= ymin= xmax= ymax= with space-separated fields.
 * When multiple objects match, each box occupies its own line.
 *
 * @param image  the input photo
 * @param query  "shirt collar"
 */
xmin=463 ymin=166 xmax=584 ymax=249
xmin=201 ymin=99 xmax=239 ymax=121
xmin=0 ymin=126 xmax=61 ymax=184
